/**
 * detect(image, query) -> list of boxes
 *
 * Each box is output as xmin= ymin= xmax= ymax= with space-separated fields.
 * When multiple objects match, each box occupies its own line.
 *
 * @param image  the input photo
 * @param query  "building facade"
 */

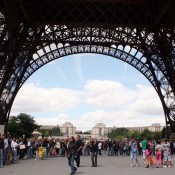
xmin=41 ymin=123 xmax=163 ymax=139
xmin=126 ymin=123 xmax=163 ymax=132
xmin=91 ymin=123 xmax=112 ymax=139
xmin=60 ymin=122 xmax=76 ymax=136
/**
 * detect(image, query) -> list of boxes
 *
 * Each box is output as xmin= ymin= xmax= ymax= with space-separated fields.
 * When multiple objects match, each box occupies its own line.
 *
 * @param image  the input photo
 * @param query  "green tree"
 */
xmin=127 ymin=130 xmax=140 ymax=139
xmin=8 ymin=113 xmax=40 ymax=138
xmin=152 ymin=131 xmax=162 ymax=140
xmin=51 ymin=127 xmax=63 ymax=136
xmin=38 ymin=127 xmax=63 ymax=137
xmin=44 ymin=130 xmax=50 ymax=137
xmin=161 ymin=126 xmax=167 ymax=138
xmin=83 ymin=131 xmax=91 ymax=134
xmin=140 ymin=129 xmax=152 ymax=140
xmin=108 ymin=128 xmax=129 ymax=139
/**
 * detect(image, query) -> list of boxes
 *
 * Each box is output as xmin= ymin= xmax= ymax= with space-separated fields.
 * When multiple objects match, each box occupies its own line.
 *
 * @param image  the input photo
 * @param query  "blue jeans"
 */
xmin=108 ymin=147 xmax=114 ymax=156
xmin=3 ymin=147 xmax=8 ymax=164
xmin=84 ymin=147 xmax=90 ymax=156
xmin=12 ymin=149 xmax=17 ymax=161
xmin=0 ymin=149 xmax=3 ymax=166
xmin=68 ymin=155 xmax=76 ymax=174
xmin=27 ymin=147 xmax=33 ymax=158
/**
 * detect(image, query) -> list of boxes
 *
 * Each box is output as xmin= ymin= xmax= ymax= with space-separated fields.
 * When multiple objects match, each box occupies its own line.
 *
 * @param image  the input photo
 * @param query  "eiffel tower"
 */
xmin=0 ymin=0 xmax=175 ymax=134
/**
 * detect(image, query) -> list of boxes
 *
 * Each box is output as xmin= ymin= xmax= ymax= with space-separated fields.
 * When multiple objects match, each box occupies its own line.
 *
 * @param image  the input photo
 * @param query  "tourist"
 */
xmin=129 ymin=137 xmax=139 ymax=167
xmin=141 ymin=138 xmax=147 ymax=164
xmin=155 ymin=140 xmax=163 ymax=168
xmin=84 ymin=140 xmax=90 ymax=156
xmin=42 ymin=138 xmax=49 ymax=157
xmin=75 ymin=135 xmax=83 ymax=167
xmin=3 ymin=134 xmax=9 ymax=164
xmin=55 ymin=139 xmax=61 ymax=155
xmin=107 ymin=140 xmax=112 ymax=156
xmin=66 ymin=136 xmax=77 ymax=175
xmin=89 ymin=138 xmax=98 ymax=167
xmin=11 ymin=137 xmax=18 ymax=161
xmin=27 ymin=138 xmax=33 ymax=158
xmin=34 ymin=138 xmax=42 ymax=160
xmin=162 ymin=139 xmax=171 ymax=168
xmin=145 ymin=140 xmax=152 ymax=168
xmin=98 ymin=141 xmax=102 ymax=156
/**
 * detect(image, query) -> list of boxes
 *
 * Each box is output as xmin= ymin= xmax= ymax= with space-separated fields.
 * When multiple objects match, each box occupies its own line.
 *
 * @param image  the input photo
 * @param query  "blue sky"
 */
xmin=11 ymin=54 xmax=165 ymax=131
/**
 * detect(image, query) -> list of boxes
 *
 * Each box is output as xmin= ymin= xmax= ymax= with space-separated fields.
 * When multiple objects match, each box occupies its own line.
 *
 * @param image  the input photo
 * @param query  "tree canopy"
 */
xmin=38 ymin=127 xmax=63 ymax=137
xmin=107 ymin=128 xmax=163 ymax=140
xmin=8 ymin=113 xmax=40 ymax=138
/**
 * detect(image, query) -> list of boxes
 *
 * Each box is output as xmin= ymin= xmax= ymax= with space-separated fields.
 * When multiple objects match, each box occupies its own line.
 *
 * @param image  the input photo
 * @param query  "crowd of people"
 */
xmin=0 ymin=133 xmax=175 ymax=174
xmin=129 ymin=137 xmax=174 ymax=168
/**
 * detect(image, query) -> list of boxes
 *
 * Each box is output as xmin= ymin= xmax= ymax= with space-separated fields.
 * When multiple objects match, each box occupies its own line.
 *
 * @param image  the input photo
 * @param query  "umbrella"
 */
xmin=32 ymin=130 xmax=41 ymax=135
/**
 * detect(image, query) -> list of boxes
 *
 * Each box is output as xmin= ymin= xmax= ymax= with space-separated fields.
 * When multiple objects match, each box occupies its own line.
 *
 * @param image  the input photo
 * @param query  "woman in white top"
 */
xmin=11 ymin=138 xmax=18 ymax=161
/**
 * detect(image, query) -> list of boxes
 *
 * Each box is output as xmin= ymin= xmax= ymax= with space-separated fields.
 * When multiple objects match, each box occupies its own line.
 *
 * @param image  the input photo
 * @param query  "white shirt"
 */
xmin=98 ymin=143 xmax=102 ymax=149
xmin=11 ymin=140 xmax=18 ymax=150
xmin=4 ymin=139 xmax=9 ymax=149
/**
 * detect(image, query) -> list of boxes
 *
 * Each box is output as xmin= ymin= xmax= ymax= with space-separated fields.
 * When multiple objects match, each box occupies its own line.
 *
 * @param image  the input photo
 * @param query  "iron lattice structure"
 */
xmin=0 ymin=0 xmax=175 ymax=133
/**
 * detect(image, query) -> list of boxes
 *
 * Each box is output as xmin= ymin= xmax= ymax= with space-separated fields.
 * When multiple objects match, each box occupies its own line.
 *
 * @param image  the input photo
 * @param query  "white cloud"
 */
xmin=128 ymin=84 xmax=163 ymax=115
xmin=11 ymin=83 xmax=83 ymax=113
xmin=79 ymin=110 xmax=165 ymax=130
xmin=84 ymin=80 xmax=136 ymax=110
xmin=11 ymin=80 xmax=165 ymax=131
xmin=35 ymin=114 xmax=70 ymax=126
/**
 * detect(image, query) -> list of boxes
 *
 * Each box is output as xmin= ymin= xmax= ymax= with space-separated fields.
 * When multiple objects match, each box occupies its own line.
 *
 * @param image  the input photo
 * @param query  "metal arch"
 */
xmin=2 ymin=43 xmax=175 ymax=129
xmin=21 ymin=45 xmax=155 ymax=88
xmin=1 ymin=25 xmax=175 ymax=132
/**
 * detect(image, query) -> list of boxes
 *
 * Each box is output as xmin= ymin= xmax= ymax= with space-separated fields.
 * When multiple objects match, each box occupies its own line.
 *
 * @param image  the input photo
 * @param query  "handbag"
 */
xmin=145 ymin=149 xmax=150 ymax=156
xmin=19 ymin=144 xmax=26 ymax=150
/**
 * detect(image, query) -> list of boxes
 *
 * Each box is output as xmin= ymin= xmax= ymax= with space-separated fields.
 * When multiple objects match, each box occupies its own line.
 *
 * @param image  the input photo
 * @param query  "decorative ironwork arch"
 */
xmin=21 ymin=44 xmax=157 ymax=88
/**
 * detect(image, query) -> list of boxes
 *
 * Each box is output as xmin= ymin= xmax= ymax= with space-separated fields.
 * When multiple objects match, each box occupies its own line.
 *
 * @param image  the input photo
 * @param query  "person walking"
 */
xmin=98 ymin=142 xmax=102 ymax=156
xmin=75 ymin=135 xmax=83 ymax=167
xmin=89 ymin=139 xmax=98 ymax=167
xmin=141 ymin=138 xmax=147 ymax=164
xmin=66 ymin=136 xmax=77 ymax=175
xmin=129 ymin=137 xmax=139 ymax=167
xmin=145 ymin=140 xmax=152 ymax=168
xmin=162 ymin=139 xmax=171 ymax=168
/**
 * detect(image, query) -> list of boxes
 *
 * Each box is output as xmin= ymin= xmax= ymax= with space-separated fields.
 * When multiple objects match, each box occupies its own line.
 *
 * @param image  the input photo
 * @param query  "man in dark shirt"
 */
xmin=0 ymin=134 xmax=4 ymax=167
xmin=89 ymin=138 xmax=98 ymax=167
xmin=75 ymin=135 xmax=83 ymax=167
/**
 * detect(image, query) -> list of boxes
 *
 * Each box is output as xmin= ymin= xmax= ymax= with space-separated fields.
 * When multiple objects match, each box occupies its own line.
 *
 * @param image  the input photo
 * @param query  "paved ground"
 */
xmin=0 ymin=155 xmax=175 ymax=175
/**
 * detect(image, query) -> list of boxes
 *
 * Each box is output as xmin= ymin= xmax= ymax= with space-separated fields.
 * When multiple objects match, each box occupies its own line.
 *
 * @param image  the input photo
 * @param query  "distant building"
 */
xmin=91 ymin=123 xmax=163 ymax=139
xmin=41 ymin=122 xmax=163 ymax=139
xmin=126 ymin=123 xmax=163 ymax=132
xmin=91 ymin=123 xmax=112 ymax=139
xmin=60 ymin=122 xmax=76 ymax=136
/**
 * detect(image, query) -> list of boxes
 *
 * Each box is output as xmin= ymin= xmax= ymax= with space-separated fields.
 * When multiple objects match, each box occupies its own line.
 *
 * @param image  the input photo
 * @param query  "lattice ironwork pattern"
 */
xmin=0 ymin=0 xmax=175 ymax=133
